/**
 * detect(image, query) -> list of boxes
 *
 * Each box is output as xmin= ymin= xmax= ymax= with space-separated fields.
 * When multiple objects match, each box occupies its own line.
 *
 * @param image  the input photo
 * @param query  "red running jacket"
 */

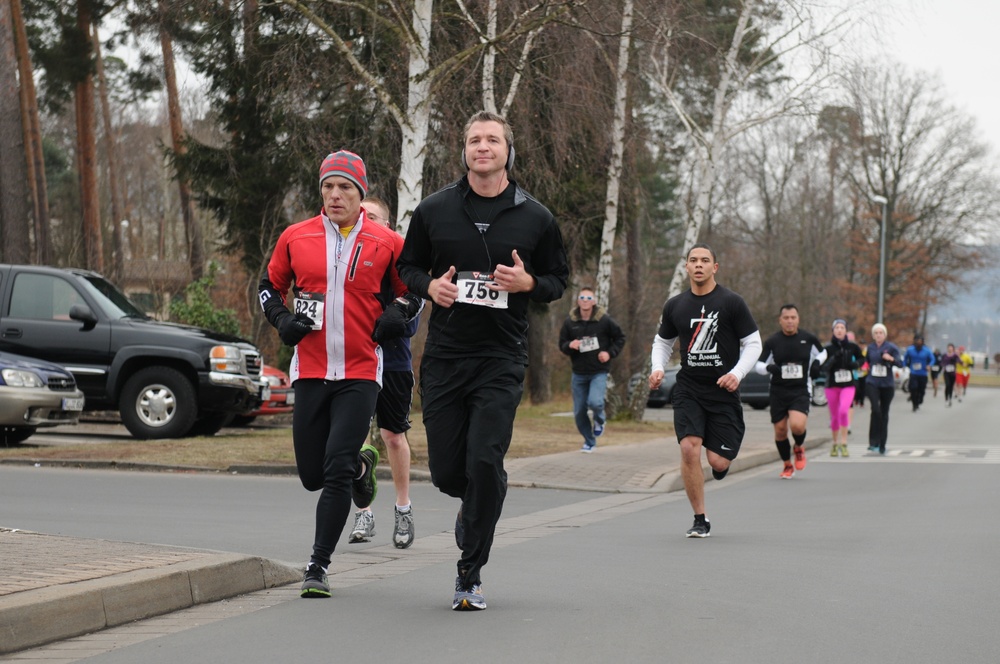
xmin=262 ymin=210 xmax=407 ymax=385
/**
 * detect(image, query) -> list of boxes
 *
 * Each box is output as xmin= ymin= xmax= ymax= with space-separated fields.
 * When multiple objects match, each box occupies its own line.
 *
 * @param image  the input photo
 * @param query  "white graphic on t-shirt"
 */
xmin=686 ymin=306 xmax=723 ymax=368
xmin=688 ymin=306 xmax=718 ymax=355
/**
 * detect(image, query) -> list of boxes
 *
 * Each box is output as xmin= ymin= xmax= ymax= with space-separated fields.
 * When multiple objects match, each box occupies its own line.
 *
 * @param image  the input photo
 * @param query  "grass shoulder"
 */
xmin=0 ymin=397 xmax=673 ymax=471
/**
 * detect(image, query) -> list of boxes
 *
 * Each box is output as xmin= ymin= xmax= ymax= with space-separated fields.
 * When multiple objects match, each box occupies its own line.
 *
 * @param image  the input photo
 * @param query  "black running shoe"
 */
xmin=352 ymin=444 xmax=379 ymax=509
xmin=686 ymin=516 xmax=711 ymax=538
xmin=712 ymin=466 xmax=729 ymax=481
xmin=300 ymin=562 xmax=331 ymax=598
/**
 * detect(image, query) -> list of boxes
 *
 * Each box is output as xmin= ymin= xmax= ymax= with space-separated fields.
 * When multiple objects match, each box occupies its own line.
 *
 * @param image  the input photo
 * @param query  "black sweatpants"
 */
xmin=944 ymin=371 xmax=957 ymax=402
xmin=292 ymin=378 xmax=379 ymax=568
xmin=908 ymin=374 xmax=928 ymax=410
xmin=420 ymin=355 xmax=525 ymax=585
xmin=866 ymin=383 xmax=895 ymax=453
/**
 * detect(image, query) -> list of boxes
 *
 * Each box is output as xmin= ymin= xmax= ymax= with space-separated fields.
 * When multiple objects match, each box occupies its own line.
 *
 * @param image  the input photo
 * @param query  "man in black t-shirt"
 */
xmin=649 ymin=244 xmax=761 ymax=538
xmin=754 ymin=305 xmax=827 ymax=478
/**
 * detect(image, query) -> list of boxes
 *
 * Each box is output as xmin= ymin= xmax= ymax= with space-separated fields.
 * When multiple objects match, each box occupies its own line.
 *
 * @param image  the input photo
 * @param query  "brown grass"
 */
xmin=0 ymin=397 xmax=673 ymax=470
xmin=970 ymin=373 xmax=1000 ymax=388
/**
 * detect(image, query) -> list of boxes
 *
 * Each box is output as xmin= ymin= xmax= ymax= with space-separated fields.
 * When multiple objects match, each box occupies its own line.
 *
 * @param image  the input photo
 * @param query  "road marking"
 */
xmin=814 ymin=446 xmax=1000 ymax=464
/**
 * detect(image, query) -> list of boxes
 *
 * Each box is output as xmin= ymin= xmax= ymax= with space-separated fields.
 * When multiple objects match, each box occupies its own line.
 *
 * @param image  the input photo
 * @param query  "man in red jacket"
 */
xmin=258 ymin=150 xmax=420 ymax=599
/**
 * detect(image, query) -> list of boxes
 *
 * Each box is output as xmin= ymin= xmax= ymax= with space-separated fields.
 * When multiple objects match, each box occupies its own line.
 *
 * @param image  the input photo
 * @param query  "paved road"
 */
xmin=3 ymin=387 xmax=999 ymax=663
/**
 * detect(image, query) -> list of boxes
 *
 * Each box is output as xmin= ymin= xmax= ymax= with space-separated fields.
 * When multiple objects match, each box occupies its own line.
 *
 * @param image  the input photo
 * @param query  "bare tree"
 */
xmin=647 ymin=0 xmax=853 ymax=300
xmin=0 ymin=0 xmax=31 ymax=263
xmin=92 ymin=24 xmax=127 ymax=282
xmin=74 ymin=0 xmax=103 ymax=271
xmin=158 ymin=0 xmax=204 ymax=280
xmin=10 ymin=0 xmax=50 ymax=263
xmin=594 ymin=0 xmax=633 ymax=306
xmin=278 ymin=0 xmax=577 ymax=235
xmin=842 ymin=63 xmax=1000 ymax=333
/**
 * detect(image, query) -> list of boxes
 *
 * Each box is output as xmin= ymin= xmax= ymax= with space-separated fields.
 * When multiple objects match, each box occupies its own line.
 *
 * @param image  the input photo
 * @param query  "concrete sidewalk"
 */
xmin=0 ymin=410 xmax=826 ymax=655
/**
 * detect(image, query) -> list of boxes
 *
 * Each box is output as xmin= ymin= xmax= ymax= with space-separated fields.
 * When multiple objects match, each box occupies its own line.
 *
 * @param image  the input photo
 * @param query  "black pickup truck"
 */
xmin=0 ymin=264 xmax=266 ymax=439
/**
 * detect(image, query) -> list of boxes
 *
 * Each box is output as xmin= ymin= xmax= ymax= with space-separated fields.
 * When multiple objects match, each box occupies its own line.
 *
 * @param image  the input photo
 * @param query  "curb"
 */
xmin=0 ymin=459 xmax=432 ymax=482
xmin=0 ymin=552 xmax=300 ymax=655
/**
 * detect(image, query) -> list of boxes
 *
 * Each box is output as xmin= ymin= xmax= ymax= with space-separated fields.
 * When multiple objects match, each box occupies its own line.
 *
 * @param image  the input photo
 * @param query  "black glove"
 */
xmin=372 ymin=294 xmax=421 ymax=344
xmin=766 ymin=363 xmax=781 ymax=377
xmin=809 ymin=360 xmax=821 ymax=379
xmin=372 ymin=305 xmax=409 ymax=343
xmin=278 ymin=312 xmax=313 ymax=346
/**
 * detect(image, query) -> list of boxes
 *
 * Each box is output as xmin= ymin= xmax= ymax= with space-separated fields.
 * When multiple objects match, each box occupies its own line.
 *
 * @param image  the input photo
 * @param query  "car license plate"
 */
xmin=260 ymin=386 xmax=271 ymax=401
xmin=286 ymin=392 xmax=295 ymax=406
xmin=62 ymin=397 xmax=84 ymax=411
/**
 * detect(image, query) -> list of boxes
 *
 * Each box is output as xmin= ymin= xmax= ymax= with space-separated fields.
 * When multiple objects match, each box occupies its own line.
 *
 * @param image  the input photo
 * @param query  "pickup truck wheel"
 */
xmin=1 ymin=426 xmax=37 ymax=446
xmin=120 ymin=367 xmax=197 ymax=439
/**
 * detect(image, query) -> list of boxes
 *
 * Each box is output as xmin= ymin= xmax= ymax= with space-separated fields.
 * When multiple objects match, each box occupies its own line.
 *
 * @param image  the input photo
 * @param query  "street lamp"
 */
xmin=872 ymin=195 xmax=888 ymax=323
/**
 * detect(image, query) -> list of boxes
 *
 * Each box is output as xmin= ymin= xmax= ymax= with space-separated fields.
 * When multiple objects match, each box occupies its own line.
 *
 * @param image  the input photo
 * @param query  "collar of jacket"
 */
xmin=458 ymin=175 xmax=528 ymax=206
xmin=570 ymin=304 xmax=605 ymax=322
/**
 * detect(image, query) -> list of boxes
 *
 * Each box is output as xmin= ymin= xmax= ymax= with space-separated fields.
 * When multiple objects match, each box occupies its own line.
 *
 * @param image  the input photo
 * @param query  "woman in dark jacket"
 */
xmin=822 ymin=319 xmax=863 ymax=457
xmin=865 ymin=323 xmax=904 ymax=455
xmin=558 ymin=287 xmax=626 ymax=451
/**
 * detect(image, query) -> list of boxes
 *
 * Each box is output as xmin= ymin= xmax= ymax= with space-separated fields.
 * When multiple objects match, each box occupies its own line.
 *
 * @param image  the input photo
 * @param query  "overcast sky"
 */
xmin=871 ymin=0 xmax=1000 ymax=155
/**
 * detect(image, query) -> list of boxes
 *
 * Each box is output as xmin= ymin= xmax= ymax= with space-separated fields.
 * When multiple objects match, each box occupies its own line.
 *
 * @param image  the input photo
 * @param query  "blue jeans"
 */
xmin=572 ymin=372 xmax=607 ymax=448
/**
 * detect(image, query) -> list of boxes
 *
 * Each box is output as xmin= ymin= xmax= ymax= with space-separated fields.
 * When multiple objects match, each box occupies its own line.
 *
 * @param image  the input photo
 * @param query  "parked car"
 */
xmin=0 ymin=350 xmax=85 ymax=445
xmin=740 ymin=371 xmax=771 ymax=410
xmin=629 ymin=366 xmax=768 ymax=410
xmin=743 ymin=371 xmax=827 ymax=409
xmin=0 ymin=264 xmax=266 ymax=439
xmin=809 ymin=373 xmax=827 ymax=407
xmin=893 ymin=365 xmax=910 ymax=391
xmin=233 ymin=364 xmax=293 ymax=425
xmin=629 ymin=366 xmax=823 ymax=410
xmin=628 ymin=367 xmax=678 ymax=408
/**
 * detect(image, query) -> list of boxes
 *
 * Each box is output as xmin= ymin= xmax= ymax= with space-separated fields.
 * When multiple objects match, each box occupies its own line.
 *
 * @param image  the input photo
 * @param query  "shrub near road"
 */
xmin=0 ymin=399 xmax=673 ymax=471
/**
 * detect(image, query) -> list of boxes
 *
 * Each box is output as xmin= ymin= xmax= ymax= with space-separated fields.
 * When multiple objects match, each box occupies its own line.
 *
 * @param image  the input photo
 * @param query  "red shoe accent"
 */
xmin=780 ymin=462 xmax=795 ymax=479
xmin=793 ymin=445 xmax=807 ymax=471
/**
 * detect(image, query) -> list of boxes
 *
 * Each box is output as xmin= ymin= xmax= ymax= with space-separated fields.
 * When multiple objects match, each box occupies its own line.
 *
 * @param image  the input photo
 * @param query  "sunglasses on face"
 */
xmin=578 ymin=295 xmax=594 ymax=300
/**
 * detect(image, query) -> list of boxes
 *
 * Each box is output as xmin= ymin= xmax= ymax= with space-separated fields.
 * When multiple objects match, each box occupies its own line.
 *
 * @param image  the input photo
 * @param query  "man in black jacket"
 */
xmin=397 ymin=110 xmax=568 ymax=611
xmin=558 ymin=287 xmax=626 ymax=452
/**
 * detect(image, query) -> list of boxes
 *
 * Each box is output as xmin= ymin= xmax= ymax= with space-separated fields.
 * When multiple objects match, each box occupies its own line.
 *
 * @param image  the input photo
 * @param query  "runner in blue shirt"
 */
xmin=903 ymin=334 xmax=936 ymax=412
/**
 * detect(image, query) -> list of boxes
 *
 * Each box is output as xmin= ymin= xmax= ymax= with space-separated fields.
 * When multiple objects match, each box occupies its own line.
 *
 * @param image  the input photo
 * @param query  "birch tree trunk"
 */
xmin=628 ymin=0 xmax=753 ymax=420
xmin=665 ymin=1 xmax=751 ymax=300
xmin=10 ymin=0 xmax=50 ymax=263
xmin=0 ymin=0 xmax=30 ymax=263
xmin=281 ymin=0 xmax=564 ymax=237
xmin=395 ymin=0 xmax=433 ymax=237
xmin=594 ymin=0 xmax=633 ymax=306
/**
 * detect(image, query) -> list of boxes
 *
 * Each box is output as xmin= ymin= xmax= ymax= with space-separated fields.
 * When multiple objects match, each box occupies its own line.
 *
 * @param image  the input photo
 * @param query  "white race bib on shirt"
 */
xmin=579 ymin=336 xmax=600 ymax=353
xmin=834 ymin=369 xmax=852 ymax=383
xmin=456 ymin=271 xmax=509 ymax=309
xmin=871 ymin=365 xmax=888 ymax=378
xmin=294 ymin=292 xmax=325 ymax=330
xmin=781 ymin=364 xmax=803 ymax=380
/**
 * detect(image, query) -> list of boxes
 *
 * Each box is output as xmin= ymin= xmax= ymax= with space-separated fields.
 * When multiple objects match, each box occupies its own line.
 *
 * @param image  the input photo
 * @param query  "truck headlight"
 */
xmin=210 ymin=345 xmax=243 ymax=374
